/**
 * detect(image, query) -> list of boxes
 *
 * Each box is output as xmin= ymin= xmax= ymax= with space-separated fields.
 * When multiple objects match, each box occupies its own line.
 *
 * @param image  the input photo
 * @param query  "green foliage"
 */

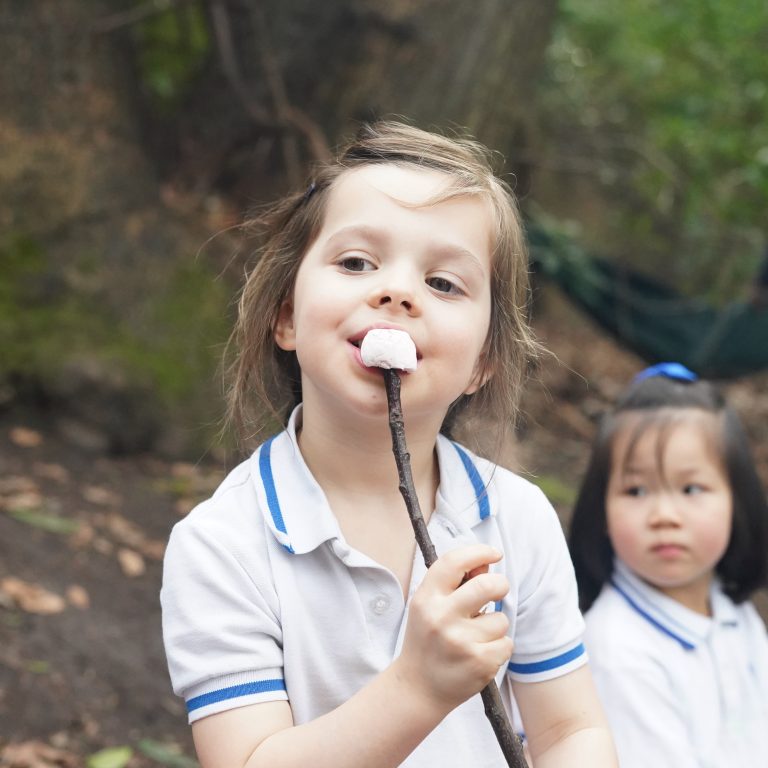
xmin=0 ymin=233 xmax=230 ymax=428
xmin=86 ymin=747 xmax=133 ymax=768
xmin=542 ymin=0 xmax=768 ymax=298
xmin=136 ymin=739 xmax=198 ymax=768
xmin=134 ymin=1 xmax=210 ymax=109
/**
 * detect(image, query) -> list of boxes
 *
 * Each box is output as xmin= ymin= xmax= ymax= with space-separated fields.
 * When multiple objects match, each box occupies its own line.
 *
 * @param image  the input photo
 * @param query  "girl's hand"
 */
xmin=394 ymin=544 xmax=512 ymax=713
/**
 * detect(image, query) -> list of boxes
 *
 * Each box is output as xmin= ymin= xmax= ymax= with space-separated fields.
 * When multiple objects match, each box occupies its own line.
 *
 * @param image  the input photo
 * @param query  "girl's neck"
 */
xmin=296 ymin=400 xmax=441 ymax=503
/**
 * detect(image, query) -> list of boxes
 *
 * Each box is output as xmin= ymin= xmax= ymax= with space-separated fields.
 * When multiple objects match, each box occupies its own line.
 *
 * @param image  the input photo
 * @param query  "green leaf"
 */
xmin=86 ymin=747 xmax=133 ymax=768
xmin=136 ymin=740 xmax=198 ymax=768
xmin=7 ymin=509 xmax=80 ymax=534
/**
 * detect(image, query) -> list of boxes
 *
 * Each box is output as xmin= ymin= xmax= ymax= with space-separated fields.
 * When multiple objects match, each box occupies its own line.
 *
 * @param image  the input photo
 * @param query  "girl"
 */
xmin=161 ymin=121 xmax=617 ymax=767
xmin=569 ymin=362 xmax=768 ymax=767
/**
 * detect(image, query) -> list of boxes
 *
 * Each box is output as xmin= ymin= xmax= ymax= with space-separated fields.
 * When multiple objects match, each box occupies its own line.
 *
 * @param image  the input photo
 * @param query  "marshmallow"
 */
xmin=360 ymin=329 xmax=417 ymax=372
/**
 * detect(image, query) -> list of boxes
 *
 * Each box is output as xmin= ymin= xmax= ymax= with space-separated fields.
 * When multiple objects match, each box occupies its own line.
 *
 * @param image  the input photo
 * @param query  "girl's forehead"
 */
xmin=612 ymin=408 xmax=722 ymax=466
xmin=333 ymin=164 xmax=456 ymax=205
xmin=317 ymin=164 xmax=496 ymax=255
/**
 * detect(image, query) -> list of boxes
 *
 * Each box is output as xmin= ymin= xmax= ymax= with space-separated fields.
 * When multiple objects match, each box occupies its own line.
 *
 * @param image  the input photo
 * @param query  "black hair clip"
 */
xmin=633 ymin=362 xmax=698 ymax=383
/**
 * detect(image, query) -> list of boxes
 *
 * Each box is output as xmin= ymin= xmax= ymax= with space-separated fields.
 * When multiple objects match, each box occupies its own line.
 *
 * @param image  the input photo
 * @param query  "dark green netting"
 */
xmin=528 ymin=223 xmax=768 ymax=380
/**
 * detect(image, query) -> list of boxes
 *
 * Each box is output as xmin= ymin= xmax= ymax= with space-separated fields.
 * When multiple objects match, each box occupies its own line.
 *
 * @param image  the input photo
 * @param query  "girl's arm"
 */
xmin=513 ymin=666 xmax=618 ymax=767
xmin=192 ymin=668 xmax=446 ymax=768
xmin=191 ymin=544 xmax=512 ymax=768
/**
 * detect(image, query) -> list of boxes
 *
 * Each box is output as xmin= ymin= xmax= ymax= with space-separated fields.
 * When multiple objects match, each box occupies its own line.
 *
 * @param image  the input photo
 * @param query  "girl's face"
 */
xmin=605 ymin=411 xmax=733 ymax=615
xmin=274 ymin=163 xmax=494 ymax=433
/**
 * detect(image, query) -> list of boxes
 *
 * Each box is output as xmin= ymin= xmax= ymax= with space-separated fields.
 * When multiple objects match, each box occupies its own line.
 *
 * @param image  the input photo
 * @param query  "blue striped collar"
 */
xmin=253 ymin=406 xmax=496 ymax=554
xmin=610 ymin=560 xmax=737 ymax=650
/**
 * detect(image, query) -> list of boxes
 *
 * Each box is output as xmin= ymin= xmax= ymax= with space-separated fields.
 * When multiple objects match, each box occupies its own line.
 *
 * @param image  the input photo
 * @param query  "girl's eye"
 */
xmin=339 ymin=256 xmax=374 ymax=272
xmin=683 ymin=483 xmax=705 ymax=495
xmin=426 ymin=276 xmax=463 ymax=295
xmin=626 ymin=485 xmax=646 ymax=497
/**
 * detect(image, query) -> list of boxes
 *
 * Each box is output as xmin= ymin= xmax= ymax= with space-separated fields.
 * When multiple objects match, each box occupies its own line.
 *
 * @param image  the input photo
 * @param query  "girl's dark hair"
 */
xmin=568 ymin=374 xmax=768 ymax=611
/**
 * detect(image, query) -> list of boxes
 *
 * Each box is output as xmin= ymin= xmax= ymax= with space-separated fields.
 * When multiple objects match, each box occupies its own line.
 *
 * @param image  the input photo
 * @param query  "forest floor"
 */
xmin=1 ymin=287 xmax=767 ymax=768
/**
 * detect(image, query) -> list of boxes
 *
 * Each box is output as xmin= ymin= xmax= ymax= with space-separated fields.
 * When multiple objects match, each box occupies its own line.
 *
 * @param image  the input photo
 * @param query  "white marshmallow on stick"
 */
xmin=360 ymin=329 xmax=417 ymax=372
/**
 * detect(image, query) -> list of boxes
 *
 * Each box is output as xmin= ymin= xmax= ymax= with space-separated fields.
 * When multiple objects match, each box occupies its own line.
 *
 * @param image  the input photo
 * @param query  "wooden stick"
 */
xmin=383 ymin=369 xmax=527 ymax=768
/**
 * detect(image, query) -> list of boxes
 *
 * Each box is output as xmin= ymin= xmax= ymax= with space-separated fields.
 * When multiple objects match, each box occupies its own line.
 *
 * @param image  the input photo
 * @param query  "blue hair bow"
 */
xmin=634 ymin=362 xmax=698 ymax=383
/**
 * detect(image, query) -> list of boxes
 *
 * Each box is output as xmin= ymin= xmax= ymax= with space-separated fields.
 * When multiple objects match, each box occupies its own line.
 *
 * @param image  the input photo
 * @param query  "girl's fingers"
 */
xmin=463 ymin=563 xmax=490 ymax=581
xmin=466 ymin=609 xmax=511 ymax=643
xmin=425 ymin=545 xmax=503 ymax=592
xmin=453 ymin=571 xmax=510 ymax=617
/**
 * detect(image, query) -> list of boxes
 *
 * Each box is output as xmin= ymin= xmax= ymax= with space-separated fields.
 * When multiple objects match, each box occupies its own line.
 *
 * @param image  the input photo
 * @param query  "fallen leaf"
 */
xmin=0 ymin=577 xmax=66 ymax=615
xmin=0 ymin=475 xmax=39 ymax=494
xmin=2 ymin=491 xmax=44 ymax=512
xmin=66 ymin=584 xmax=90 ymax=609
xmin=99 ymin=512 xmax=144 ymax=547
xmin=0 ymin=739 xmax=78 ymax=768
xmin=82 ymin=485 xmax=121 ymax=507
xmin=92 ymin=536 xmax=114 ymax=556
xmin=86 ymin=747 xmax=133 ymax=768
xmin=117 ymin=548 xmax=145 ymax=577
xmin=140 ymin=539 xmax=166 ymax=561
xmin=69 ymin=522 xmax=95 ymax=549
xmin=174 ymin=498 xmax=195 ymax=517
xmin=32 ymin=463 xmax=70 ymax=483
xmin=9 ymin=427 xmax=43 ymax=448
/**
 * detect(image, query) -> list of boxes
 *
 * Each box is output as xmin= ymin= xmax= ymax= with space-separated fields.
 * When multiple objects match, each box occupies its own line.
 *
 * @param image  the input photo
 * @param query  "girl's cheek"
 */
xmin=606 ymin=510 xmax=639 ymax=559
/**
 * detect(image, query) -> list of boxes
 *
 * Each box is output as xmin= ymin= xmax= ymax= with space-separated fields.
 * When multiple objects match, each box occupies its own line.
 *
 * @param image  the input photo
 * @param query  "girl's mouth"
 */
xmin=651 ymin=543 xmax=685 ymax=559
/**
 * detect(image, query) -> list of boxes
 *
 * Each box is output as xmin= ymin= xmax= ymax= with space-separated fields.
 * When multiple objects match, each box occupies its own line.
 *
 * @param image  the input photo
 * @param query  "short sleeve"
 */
xmin=160 ymin=501 xmax=288 ymax=722
xmin=503 ymin=484 xmax=586 ymax=682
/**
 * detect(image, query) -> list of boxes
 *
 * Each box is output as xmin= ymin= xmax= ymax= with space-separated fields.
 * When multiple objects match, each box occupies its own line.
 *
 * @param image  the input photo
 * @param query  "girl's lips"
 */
xmin=651 ymin=543 xmax=686 ymax=559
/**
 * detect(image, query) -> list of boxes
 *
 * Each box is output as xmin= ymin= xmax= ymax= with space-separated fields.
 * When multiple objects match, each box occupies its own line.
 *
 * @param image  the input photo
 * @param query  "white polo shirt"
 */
xmin=584 ymin=560 xmax=768 ymax=768
xmin=161 ymin=408 xmax=586 ymax=766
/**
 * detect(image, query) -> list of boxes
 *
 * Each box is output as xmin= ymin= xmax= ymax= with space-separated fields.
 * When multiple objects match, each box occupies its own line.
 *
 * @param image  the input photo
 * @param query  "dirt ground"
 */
xmin=1 ymin=288 xmax=767 ymax=767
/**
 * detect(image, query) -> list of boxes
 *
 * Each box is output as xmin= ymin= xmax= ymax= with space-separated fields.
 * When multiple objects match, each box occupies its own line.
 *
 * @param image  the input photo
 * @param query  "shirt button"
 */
xmin=371 ymin=595 xmax=391 ymax=615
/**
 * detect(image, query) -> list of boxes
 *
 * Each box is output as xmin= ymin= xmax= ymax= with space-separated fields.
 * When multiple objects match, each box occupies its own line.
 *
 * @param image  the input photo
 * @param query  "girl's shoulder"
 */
xmin=167 ymin=452 xmax=270 ymax=559
xmin=583 ymin=586 xmax=674 ymax=671
xmin=438 ymin=436 xmax=554 ymax=509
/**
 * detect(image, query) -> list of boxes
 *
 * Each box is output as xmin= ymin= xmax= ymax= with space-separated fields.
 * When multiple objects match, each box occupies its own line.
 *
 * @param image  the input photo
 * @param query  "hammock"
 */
xmin=527 ymin=224 xmax=768 ymax=380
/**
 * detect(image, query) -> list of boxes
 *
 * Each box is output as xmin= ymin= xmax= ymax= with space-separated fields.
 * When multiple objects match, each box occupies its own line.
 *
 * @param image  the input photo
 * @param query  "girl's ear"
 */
xmin=464 ymin=354 xmax=493 ymax=395
xmin=274 ymin=300 xmax=297 ymax=351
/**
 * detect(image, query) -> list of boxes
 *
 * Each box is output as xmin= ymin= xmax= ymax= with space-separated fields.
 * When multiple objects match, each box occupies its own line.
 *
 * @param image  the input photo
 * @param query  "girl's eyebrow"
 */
xmin=324 ymin=224 xmax=487 ymax=277
xmin=325 ymin=224 xmax=387 ymax=248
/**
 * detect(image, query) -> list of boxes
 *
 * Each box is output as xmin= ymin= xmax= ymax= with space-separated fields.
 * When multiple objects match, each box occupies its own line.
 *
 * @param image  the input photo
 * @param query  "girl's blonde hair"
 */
xmin=226 ymin=120 xmax=540 ymax=451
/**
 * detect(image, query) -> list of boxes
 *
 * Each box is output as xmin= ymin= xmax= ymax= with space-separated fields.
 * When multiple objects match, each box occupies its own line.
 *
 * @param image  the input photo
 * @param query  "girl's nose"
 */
xmin=367 ymin=281 xmax=421 ymax=316
xmin=648 ymin=493 xmax=682 ymax=527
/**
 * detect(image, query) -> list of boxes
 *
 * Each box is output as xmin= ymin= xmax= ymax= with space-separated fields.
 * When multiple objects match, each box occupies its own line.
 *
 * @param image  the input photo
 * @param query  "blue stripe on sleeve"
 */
xmin=451 ymin=442 xmax=490 ymax=520
xmin=507 ymin=643 xmax=586 ymax=675
xmin=187 ymin=679 xmax=286 ymax=712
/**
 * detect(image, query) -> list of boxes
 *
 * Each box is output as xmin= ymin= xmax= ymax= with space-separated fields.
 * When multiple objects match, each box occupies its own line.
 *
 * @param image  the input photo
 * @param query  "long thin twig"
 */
xmin=383 ymin=369 xmax=527 ymax=768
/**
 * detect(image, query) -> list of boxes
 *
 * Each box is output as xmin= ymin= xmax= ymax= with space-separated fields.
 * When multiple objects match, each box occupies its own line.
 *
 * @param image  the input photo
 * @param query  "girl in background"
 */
xmin=569 ymin=362 xmax=768 ymax=767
